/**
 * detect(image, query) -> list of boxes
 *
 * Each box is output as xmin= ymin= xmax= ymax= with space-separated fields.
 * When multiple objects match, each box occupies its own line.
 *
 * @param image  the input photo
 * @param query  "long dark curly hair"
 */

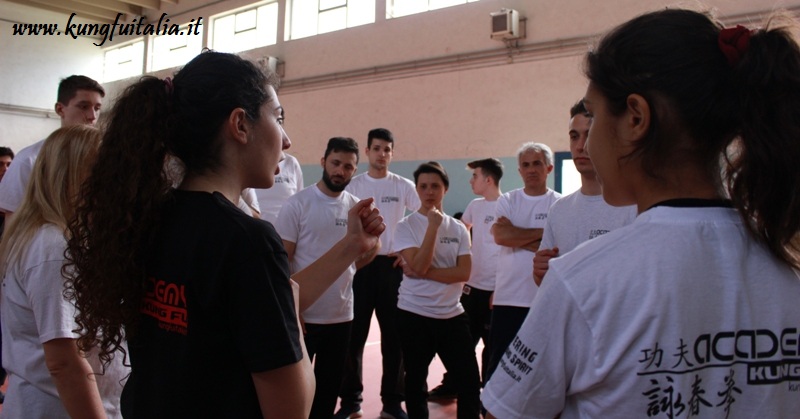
xmin=64 ymin=51 xmax=279 ymax=365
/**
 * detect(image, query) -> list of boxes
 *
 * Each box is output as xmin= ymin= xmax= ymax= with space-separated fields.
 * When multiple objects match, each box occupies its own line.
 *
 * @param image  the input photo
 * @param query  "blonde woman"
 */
xmin=0 ymin=125 xmax=128 ymax=419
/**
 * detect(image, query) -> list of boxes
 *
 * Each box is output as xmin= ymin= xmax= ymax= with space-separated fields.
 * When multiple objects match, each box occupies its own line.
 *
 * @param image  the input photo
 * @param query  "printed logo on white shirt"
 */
xmin=335 ymin=218 xmax=348 ymax=227
xmin=381 ymin=196 xmax=400 ymax=203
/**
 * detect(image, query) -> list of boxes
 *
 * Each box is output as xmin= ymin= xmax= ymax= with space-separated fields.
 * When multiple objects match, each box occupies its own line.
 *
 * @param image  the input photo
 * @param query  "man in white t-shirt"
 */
xmin=534 ymin=100 xmax=637 ymax=284
xmin=276 ymin=137 xmax=377 ymax=419
xmin=337 ymin=128 xmax=418 ymax=419
xmin=254 ymin=153 xmax=304 ymax=224
xmin=0 ymin=75 xmax=104 ymax=215
xmin=428 ymin=157 xmax=503 ymax=401
xmin=486 ymin=142 xmax=561 ymax=383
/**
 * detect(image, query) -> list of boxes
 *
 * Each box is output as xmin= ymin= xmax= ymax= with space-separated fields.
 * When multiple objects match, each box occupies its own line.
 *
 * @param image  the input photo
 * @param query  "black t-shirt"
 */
xmin=121 ymin=190 xmax=302 ymax=418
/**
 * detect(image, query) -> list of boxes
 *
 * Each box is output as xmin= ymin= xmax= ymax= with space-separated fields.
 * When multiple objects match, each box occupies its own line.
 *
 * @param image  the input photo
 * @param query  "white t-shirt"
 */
xmin=482 ymin=206 xmax=800 ymax=419
xmin=346 ymin=172 xmax=419 ymax=255
xmin=0 ymin=139 xmax=43 ymax=213
xmin=393 ymin=212 xmax=471 ymax=319
xmin=493 ymin=188 xmax=560 ymax=307
xmin=461 ymin=198 xmax=500 ymax=291
xmin=236 ymin=188 xmax=260 ymax=217
xmin=539 ymin=190 xmax=637 ymax=253
xmin=1 ymin=224 xmax=128 ymax=419
xmin=255 ymin=154 xmax=304 ymax=225
xmin=275 ymin=184 xmax=359 ymax=324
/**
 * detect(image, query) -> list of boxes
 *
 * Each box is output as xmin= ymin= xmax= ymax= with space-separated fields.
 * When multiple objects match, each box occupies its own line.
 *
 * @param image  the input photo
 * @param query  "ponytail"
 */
xmin=726 ymin=18 xmax=800 ymax=269
xmin=66 ymin=77 xmax=173 ymax=363
xmin=65 ymin=51 xmax=279 ymax=365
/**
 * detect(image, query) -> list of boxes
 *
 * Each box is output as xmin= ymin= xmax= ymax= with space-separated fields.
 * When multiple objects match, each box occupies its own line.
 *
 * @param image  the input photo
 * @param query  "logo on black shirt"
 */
xmin=141 ymin=277 xmax=188 ymax=335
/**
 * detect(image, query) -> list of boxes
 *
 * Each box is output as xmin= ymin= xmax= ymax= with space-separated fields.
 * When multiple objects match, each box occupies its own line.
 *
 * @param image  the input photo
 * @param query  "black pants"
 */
xmin=485 ymin=305 xmax=529 ymax=384
xmin=441 ymin=285 xmax=492 ymax=387
xmin=305 ymin=321 xmax=352 ymax=419
xmin=398 ymin=309 xmax=480 ymax=419
xmin=339 ymin=256 xmax=405 ymax=408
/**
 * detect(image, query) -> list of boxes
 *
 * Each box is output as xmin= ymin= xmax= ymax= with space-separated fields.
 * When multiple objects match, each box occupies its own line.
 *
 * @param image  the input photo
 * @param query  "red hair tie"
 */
xmin=718 ymin=25 xmax=752 ymax=67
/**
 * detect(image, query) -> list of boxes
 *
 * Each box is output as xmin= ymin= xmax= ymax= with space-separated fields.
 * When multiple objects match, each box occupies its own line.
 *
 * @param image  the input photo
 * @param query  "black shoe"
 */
xmin=427 ymin=384 xmax=457 ymax=401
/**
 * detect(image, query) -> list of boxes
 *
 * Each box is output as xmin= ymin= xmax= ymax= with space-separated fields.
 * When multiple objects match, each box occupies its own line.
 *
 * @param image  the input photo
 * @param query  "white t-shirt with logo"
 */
xmin=346 ymin=172 xmax=419 ymax=255
xmin=393 ymin=212 xmax=471 ymax=319
xmin=493 ymin=188 xmax=560 ymax=307
xmin=483 ymin=206 xmax=800 ymax=418
xmin=256 ymin=154 xmax=304 ymax=224
xmin=461 ymin=198 xmax=500 ymax=291
xmin=275 ymin=185 xmax=359 ymax=324
xmin=540 ymin=190 xmax=637 ymax=254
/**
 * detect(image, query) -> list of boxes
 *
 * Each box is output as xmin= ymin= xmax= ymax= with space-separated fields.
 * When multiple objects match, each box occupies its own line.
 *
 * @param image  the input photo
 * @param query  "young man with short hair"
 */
xmin=428 ymin=158 xmax=503 ymax=400
xmin=337 ymin=128 xmax=418 ymax=419
xmin=533 ymin=100 xmax=637 ymax=283
xmin=0 ymin=75 xmax=104 ymax=214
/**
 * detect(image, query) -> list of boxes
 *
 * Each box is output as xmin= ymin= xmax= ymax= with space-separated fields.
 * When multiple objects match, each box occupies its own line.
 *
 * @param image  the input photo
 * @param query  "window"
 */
xmin=554 ymin=151 xmax=581 ymax=194
xmin=103 ymin=40 xmax=144 ymax=82
xmin=387 ymin=0 xmax=479 ymax=19
xmin=150 ymin=23 xmax=203 ymax=72
xmin=211 ymin=1 xmax=279 ymax=53
xmin=287 ymin=0 xmax=374 ymax=40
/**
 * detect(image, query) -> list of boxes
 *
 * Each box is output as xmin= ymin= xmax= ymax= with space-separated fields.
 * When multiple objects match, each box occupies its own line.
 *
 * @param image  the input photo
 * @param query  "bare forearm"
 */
xmin=494 ymin=225 xmax=543 ymax=249
xmin=408 ymin=226 xmax=438 ymax=274
xmin=44 ymin=340 xmax=106 ymax=419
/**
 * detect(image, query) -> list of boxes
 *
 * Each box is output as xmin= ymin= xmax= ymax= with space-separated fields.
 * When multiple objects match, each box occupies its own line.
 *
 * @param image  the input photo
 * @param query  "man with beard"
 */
xmin=486 ymin=142 xmax=560 ymax=384
xmin=276 ymin=137 xmax=379 ymax=419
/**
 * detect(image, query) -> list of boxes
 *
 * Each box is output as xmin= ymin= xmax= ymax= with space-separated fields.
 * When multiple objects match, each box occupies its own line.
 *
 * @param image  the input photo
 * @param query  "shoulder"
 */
xmin=390 ymin=172 xmax=415 ymax=186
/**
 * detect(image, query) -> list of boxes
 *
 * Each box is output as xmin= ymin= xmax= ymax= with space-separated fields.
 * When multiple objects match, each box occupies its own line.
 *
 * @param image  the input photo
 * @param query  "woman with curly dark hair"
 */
xmin=65 ymin=51 xmax=384 ymax=419
xmin=483 ymin=8 xmax=800 ymax=418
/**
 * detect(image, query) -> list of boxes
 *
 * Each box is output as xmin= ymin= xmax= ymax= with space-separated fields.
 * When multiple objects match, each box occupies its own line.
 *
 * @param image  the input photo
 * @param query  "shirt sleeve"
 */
xmin=461 ymin=200 xmax=475 ymax=227
xmin=292 ymin=158 xmax=304 ymax=191
xmin=496 ymin=193 xmax=511 ymax=220
xmin=225 ymin=225 xmax=302 ymax=372
xmin=275 ymin=198 xmax=300 ymax=243
xmin=25 ymin=259 xmax=79 ymax=343
xmin=404 ymin=180 xmax=420 ymax=212
xmin=457 ymin=221 xmax=471 ymax=256
xmin=391 ymin=218 xmax=416 ymax=253
xmin=481 ymin=272 xmax=593 ymax=418
xmin=539 ymin=215 xmax=555 ymax=250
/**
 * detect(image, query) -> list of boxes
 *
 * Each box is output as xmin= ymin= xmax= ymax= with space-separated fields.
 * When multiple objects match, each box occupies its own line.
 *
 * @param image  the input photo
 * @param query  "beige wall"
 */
xmin=3 ymin=0 xmax=797 ymax=161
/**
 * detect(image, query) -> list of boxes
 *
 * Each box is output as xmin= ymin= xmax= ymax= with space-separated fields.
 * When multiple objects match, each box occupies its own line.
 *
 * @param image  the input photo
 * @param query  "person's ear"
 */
xmin=320 ymin=156 xmax=326 ymax=168
xmin=226 ymin=108 xmax=249 ymax=145
xmin=55 ymin=102 xmax=65 ymax=118
xmin=623 ymin=94 xmax=651 ymax=144
xmin=546 ymin=164 xmax=554 ymax=174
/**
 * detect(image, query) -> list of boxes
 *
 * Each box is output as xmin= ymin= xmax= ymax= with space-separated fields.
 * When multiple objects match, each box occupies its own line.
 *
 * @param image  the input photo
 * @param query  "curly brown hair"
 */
xmin=64 ymin=51 xmax=279 ymax=366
